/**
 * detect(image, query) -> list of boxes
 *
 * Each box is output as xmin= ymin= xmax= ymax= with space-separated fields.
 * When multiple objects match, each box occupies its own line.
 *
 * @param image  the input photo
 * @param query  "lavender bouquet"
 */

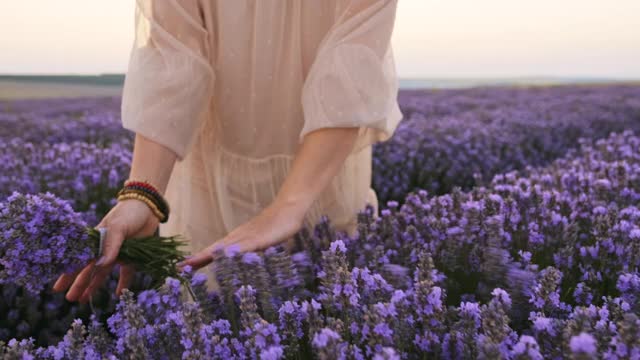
xmin=0 ymin=191 xmax=189 ymax=295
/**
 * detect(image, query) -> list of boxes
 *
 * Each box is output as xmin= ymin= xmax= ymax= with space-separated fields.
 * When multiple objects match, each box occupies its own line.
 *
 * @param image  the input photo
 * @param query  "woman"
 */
xmin=53 ymin=0 xmax=402 ymax=302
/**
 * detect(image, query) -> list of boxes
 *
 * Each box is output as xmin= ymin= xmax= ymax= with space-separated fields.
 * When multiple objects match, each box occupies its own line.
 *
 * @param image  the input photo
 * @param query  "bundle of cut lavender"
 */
xmin=0 ymin=191 xmax=190 ymax=295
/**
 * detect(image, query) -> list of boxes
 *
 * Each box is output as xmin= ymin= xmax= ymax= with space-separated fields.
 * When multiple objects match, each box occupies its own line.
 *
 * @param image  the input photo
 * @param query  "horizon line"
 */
xmin=1 ymin=73 xmax=640 ymax=81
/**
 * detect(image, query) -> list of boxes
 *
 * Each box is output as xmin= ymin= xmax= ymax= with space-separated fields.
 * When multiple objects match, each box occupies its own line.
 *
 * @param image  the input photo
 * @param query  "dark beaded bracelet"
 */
xmin=118 ymin=180 xmax=171 ymax=223
xmin=122 ymin=180 xmax=170 ymax=211
xmin=118 ymin=185 xmax=169 ymax=215
xmin=117 ymin=191 xmax=168 ymax=222
xmin=117 ymin=188 xmax=169 ymax=218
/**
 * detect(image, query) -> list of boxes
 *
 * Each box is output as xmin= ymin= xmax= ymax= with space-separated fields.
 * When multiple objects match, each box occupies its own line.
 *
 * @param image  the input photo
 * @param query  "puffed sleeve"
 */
xmin=300 ymin=0 xmax=403 ymax=154
xmin=121 ymin=0 xmax=214 ymax=160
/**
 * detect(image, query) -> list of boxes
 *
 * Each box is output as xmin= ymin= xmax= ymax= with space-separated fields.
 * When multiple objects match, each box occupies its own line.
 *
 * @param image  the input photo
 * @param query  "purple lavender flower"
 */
xmin=278 ymin=300 xmax=305 ymax=357
xmin=616 ymin=273 xmax=640 ymax=312
xmin=569 ymin=332 xmax=597 ymax=357
xmin=372 ymin=346 xmax=400 ymax=360
xmin=511 ymin=336 xmax=543 ymax=359
xmin=236 ymin=285 xmax=262 ymax=330
xmin=260 ymin=345 xmax=284 ymax=360
xmin=330 ymin=240 xmax=347 ymax=254
xmin=312 ymin=328 xmax=345 ymax=359
xmin=313 ymin=329 xmax=339 ymax=348
xmin=0 ymin=192 xmax=93 ymax=294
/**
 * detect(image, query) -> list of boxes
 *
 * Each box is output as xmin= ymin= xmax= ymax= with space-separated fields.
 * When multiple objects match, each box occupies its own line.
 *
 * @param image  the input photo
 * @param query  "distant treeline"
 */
xmin=0 ymin=74 xmax=125 ymax=86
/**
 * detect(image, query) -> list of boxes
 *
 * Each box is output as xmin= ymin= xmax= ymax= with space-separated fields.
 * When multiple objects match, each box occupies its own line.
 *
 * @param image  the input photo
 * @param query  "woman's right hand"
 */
xmin=52 ymin=198 xmax=160 ymax=303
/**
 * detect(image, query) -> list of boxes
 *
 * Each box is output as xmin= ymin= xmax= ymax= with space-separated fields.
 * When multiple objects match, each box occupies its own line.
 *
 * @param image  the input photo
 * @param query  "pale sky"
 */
xmin=1 ymin=1 xmax=639 ymax=78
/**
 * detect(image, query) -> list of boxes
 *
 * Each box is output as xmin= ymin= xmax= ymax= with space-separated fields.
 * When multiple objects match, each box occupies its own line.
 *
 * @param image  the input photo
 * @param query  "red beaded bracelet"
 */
xmin=121 ymin=179 xmax=171 ymax=222
xmin=124 ymin=180 xmax=160 ymax=193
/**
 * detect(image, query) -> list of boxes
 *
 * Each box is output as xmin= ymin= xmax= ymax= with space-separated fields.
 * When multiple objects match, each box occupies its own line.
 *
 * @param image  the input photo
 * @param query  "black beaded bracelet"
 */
xmin=118 ymin=180 xmax=171 ymax=223
xmin=118 ymin=185 xmax=169 ymax=215
xmin=121 ymin=180 xmax=169 ymax=211
xmin=117 ymin=191 xmax=168 ymax=223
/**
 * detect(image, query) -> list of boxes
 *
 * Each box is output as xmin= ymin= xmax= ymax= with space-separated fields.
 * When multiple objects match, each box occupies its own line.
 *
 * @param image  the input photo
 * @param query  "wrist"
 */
xmin=117 ymin=193 xmax=165 ymax=222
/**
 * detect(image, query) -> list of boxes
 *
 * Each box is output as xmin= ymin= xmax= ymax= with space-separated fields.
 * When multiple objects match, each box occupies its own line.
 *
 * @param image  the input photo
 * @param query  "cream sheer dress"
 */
xmin=121 ymin=0 xmax=402 ymax=290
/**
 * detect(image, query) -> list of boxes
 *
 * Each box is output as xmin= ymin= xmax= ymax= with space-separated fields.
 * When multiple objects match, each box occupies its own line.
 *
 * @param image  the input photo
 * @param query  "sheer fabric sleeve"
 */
xmin=121 ymin=0 xmax=214 ymax=160
xmin=300 ymin=0 xmax=402 ymax=154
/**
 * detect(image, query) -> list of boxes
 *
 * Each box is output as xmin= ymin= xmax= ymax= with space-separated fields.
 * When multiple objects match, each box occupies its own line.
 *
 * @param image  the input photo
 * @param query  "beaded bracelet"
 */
xmin=117 ymin=192 xmax=167 ymax=223
xmin=117 ymin=186 xmax=169 ymax=216
xmin=117 ymin=179 xmax=170 ymax=223
xmin=124 ymin=179 xmax=162 ymax=193
xmin=117 ymin=193 xmax=164 ymax=220
xmin=124 ymin=179 xmax=161 ymax=189
xmin=117 ymin=191 xmax=164 ymax=218
xmin=123 ymin=180 xmax=170 ymax=213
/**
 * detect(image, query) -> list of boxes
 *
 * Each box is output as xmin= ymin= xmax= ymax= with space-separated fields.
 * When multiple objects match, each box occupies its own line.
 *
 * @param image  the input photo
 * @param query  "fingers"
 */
xmin=52 ymin=269 xmax=82 ymax=293
xmin=65 ymin=260 xmax=100 ymax=302
xmin=116 ymin=264 xmax=136 ymax=297
xmin=95 ymin=225 xmax=126 ymax=269
xmin=78 ymin=265 xmax=113 ymax=304
xmin=177 ymin=246 xmax=215 ymax=272
xmin=66 ymin=224 xmax=124 ymax=302
xmin=176 ymin=231 xmax=244 ymax=272
xmin=52 ymin=220 xmax=107 ymax=293
xmin=59 ymin=262 xmax=133 ymax=303
xmin=176 ymin=222 xmax=280 ymax=271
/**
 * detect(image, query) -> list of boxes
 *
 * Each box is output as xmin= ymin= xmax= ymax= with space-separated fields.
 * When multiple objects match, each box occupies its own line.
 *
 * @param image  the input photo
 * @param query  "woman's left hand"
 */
xmin=176 ymin=200 xmax=306 ymax=271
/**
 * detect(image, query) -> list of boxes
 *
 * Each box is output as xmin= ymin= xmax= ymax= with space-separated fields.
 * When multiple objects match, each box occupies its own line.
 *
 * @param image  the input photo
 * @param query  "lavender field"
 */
xmin=1 ymin=84 xmax=640 ymax=359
